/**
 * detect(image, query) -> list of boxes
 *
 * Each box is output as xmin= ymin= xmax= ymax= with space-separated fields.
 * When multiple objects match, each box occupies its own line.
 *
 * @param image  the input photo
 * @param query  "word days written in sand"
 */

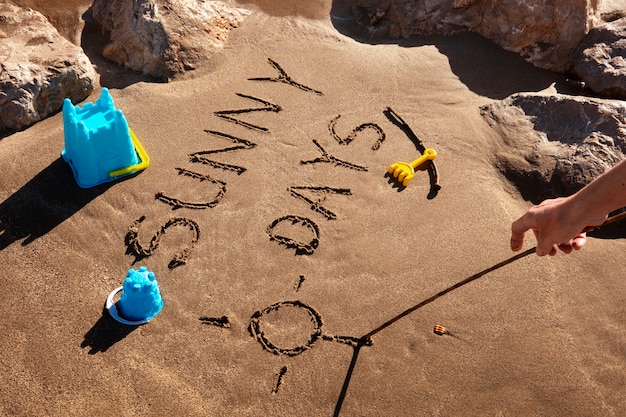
xmin=122 ymin=58 xmax=421 ymax=391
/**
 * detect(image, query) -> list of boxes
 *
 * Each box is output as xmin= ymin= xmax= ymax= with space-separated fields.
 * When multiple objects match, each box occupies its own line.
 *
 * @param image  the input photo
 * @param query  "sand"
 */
xmin=1 ymin=1 xmax=624 ymax=416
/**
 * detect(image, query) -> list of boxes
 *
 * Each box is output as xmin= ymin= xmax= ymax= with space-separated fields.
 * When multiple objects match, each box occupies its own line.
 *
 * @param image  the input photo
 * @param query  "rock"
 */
xmin=573 ymin=16 xmax=626 ymax=99
xmin=345 ymin=0 xmax=600 ymax=72
xmin=0 ymin=3 xmax=96 ymax=131
xmin=90 ymin=0 xmax=249 ymax=81
xmin=480 ymin=92 xmax=626 ymax=202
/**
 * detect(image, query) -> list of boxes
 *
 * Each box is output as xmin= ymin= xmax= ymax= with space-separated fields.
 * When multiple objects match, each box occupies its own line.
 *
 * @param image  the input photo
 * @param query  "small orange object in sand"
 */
xmin=433 ymin=325 xmax=448 ymax=335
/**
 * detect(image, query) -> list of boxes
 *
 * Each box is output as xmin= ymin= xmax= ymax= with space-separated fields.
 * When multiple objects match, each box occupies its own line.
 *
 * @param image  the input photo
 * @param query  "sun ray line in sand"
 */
xmin=249 ymin=57 xmax=324 ymax=95
xmin=332 ymin=247 xmax=537 ymax=416
xmin=333 ymin=210 xmax=626 ymax=414
xmin=272 ymin=365 xmax=288 ymax=394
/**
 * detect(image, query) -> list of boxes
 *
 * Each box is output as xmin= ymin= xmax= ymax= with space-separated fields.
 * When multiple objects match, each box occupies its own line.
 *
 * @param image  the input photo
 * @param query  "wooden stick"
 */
xmin=361 ymin=210 xmax=626 ymax=341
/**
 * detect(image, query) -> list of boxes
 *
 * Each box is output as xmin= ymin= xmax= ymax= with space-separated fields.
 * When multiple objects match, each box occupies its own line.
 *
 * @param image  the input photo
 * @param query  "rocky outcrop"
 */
xmin=574 ymin=16 xmax=626 ymax=99
xmin=0 ymin=3 xmax=96 ymax=131
xmin=344 ymin=1 xmax=626 ymax=202
xmin=481 ymin=92 xmax=626 ymax=202
xmin=91 ymin=0 xmax=249 ymax=81
xmin=346 ymin=0 xmax=601 ymax=72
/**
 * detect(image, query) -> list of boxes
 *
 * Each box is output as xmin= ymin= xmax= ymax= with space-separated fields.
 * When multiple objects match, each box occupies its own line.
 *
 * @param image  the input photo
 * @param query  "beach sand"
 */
xmin=1 ymin=1 xmax=624 ymax=415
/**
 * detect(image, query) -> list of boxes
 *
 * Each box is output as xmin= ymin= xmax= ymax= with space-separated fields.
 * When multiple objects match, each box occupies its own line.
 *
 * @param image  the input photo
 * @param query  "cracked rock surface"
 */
xmin=481 ymin=92 xmax=626 ymax=202
xmin=0 ymin=3 xmax=96 ymax=131
xmin=91 ymin=0 xmax=249 ymax=80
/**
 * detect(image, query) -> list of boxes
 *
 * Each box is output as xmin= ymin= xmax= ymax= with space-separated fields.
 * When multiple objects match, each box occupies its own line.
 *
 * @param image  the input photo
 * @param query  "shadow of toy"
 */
xmin=81 ymin=305 xmax=138 ymax=354
xmin=383 ymin=107 xmax=441 ymax=199
xmin=0 ymin=157 xmax=116 ymax=251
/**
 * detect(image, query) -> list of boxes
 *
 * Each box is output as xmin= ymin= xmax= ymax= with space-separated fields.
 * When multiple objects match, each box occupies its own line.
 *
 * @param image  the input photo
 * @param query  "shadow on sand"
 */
xmin=81 ymin=305 xmax=138 ymax=354
xmin=80 ymin=8 xmax=163 ymax=89
xmin=330 ymin=0 xmax=580 ymax=100
xmin=0 ymin=157 xmax=114 ymax=250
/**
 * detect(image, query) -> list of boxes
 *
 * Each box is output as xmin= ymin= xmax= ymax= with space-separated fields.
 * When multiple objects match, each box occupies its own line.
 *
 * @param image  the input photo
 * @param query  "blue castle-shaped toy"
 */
xmin=106 ymin=266 xmax=164 ymax=325
xmin=62 ymin=88 xmax=149 ymax=188
xmin=117 ymin=266 xmax=163 ymax=322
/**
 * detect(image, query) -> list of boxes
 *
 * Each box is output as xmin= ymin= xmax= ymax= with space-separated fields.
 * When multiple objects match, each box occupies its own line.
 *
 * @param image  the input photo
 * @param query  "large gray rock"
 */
xmin=574 ymin=16 xmax=626 ymax=99
xmin=481 ymin=92 xmax=626 ymax=202
xmin=91 ymin=0 xmax=249 ymax=81
xmin=0 ymin=3 xmax=96 ymax=131
xmin=346 ymin=0 xmax=600 ymax=72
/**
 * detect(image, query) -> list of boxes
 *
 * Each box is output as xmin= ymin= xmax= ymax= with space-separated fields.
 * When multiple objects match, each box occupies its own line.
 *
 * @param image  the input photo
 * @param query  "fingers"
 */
xmin=557 ymin=235 xmax=587 ymax=254
xmin=571 ymin=233 xmax=587 ymax=250
xmin=511 ymin=211 xmax=564 ymax=256
xmin=511 ymin=194 xmax=595 ymax=256
xmin=534 ymin=230 xmax=556 ymax=256
xmin=557 ymin=242 xmax=574 ymax=254
xmin=510 ymin=233 xmax=525 ymax=252
xmin=535 ymin=243 xmax=555 ymax=257
xmin=510 ymin=215 xmax=530 ymax=252
xmin=536 ymin=234 xmax=587 ymax=256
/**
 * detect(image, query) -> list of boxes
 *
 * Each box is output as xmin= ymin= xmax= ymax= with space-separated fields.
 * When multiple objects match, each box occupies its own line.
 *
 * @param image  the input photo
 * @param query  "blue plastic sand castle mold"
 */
xmin=106 ymin=266 xmax=163 ymax=325
xmin=61 ymin=87 xmax=149 ymax=188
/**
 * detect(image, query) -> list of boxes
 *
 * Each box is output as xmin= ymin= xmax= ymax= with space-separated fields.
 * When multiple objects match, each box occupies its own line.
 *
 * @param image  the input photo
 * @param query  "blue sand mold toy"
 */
xmin=106 ymin=267 xmax=163 ymax=325
xmin=61 ymin=88 xmax=149 ymax=188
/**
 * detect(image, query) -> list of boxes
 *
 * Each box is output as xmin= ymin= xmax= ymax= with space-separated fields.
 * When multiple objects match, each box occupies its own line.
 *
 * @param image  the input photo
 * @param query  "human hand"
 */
xmin=510 ymin=197 xmax=604 ymax=256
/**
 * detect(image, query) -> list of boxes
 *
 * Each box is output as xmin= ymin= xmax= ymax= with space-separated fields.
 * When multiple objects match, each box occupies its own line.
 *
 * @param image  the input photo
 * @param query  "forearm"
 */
xmin=567 ymin=158 xmax=626 ymax=224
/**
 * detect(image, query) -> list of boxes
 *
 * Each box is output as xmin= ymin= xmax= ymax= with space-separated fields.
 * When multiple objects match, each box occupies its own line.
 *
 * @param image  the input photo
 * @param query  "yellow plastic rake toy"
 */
xmin=388 ymin=148 xmax=437 ymax=187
